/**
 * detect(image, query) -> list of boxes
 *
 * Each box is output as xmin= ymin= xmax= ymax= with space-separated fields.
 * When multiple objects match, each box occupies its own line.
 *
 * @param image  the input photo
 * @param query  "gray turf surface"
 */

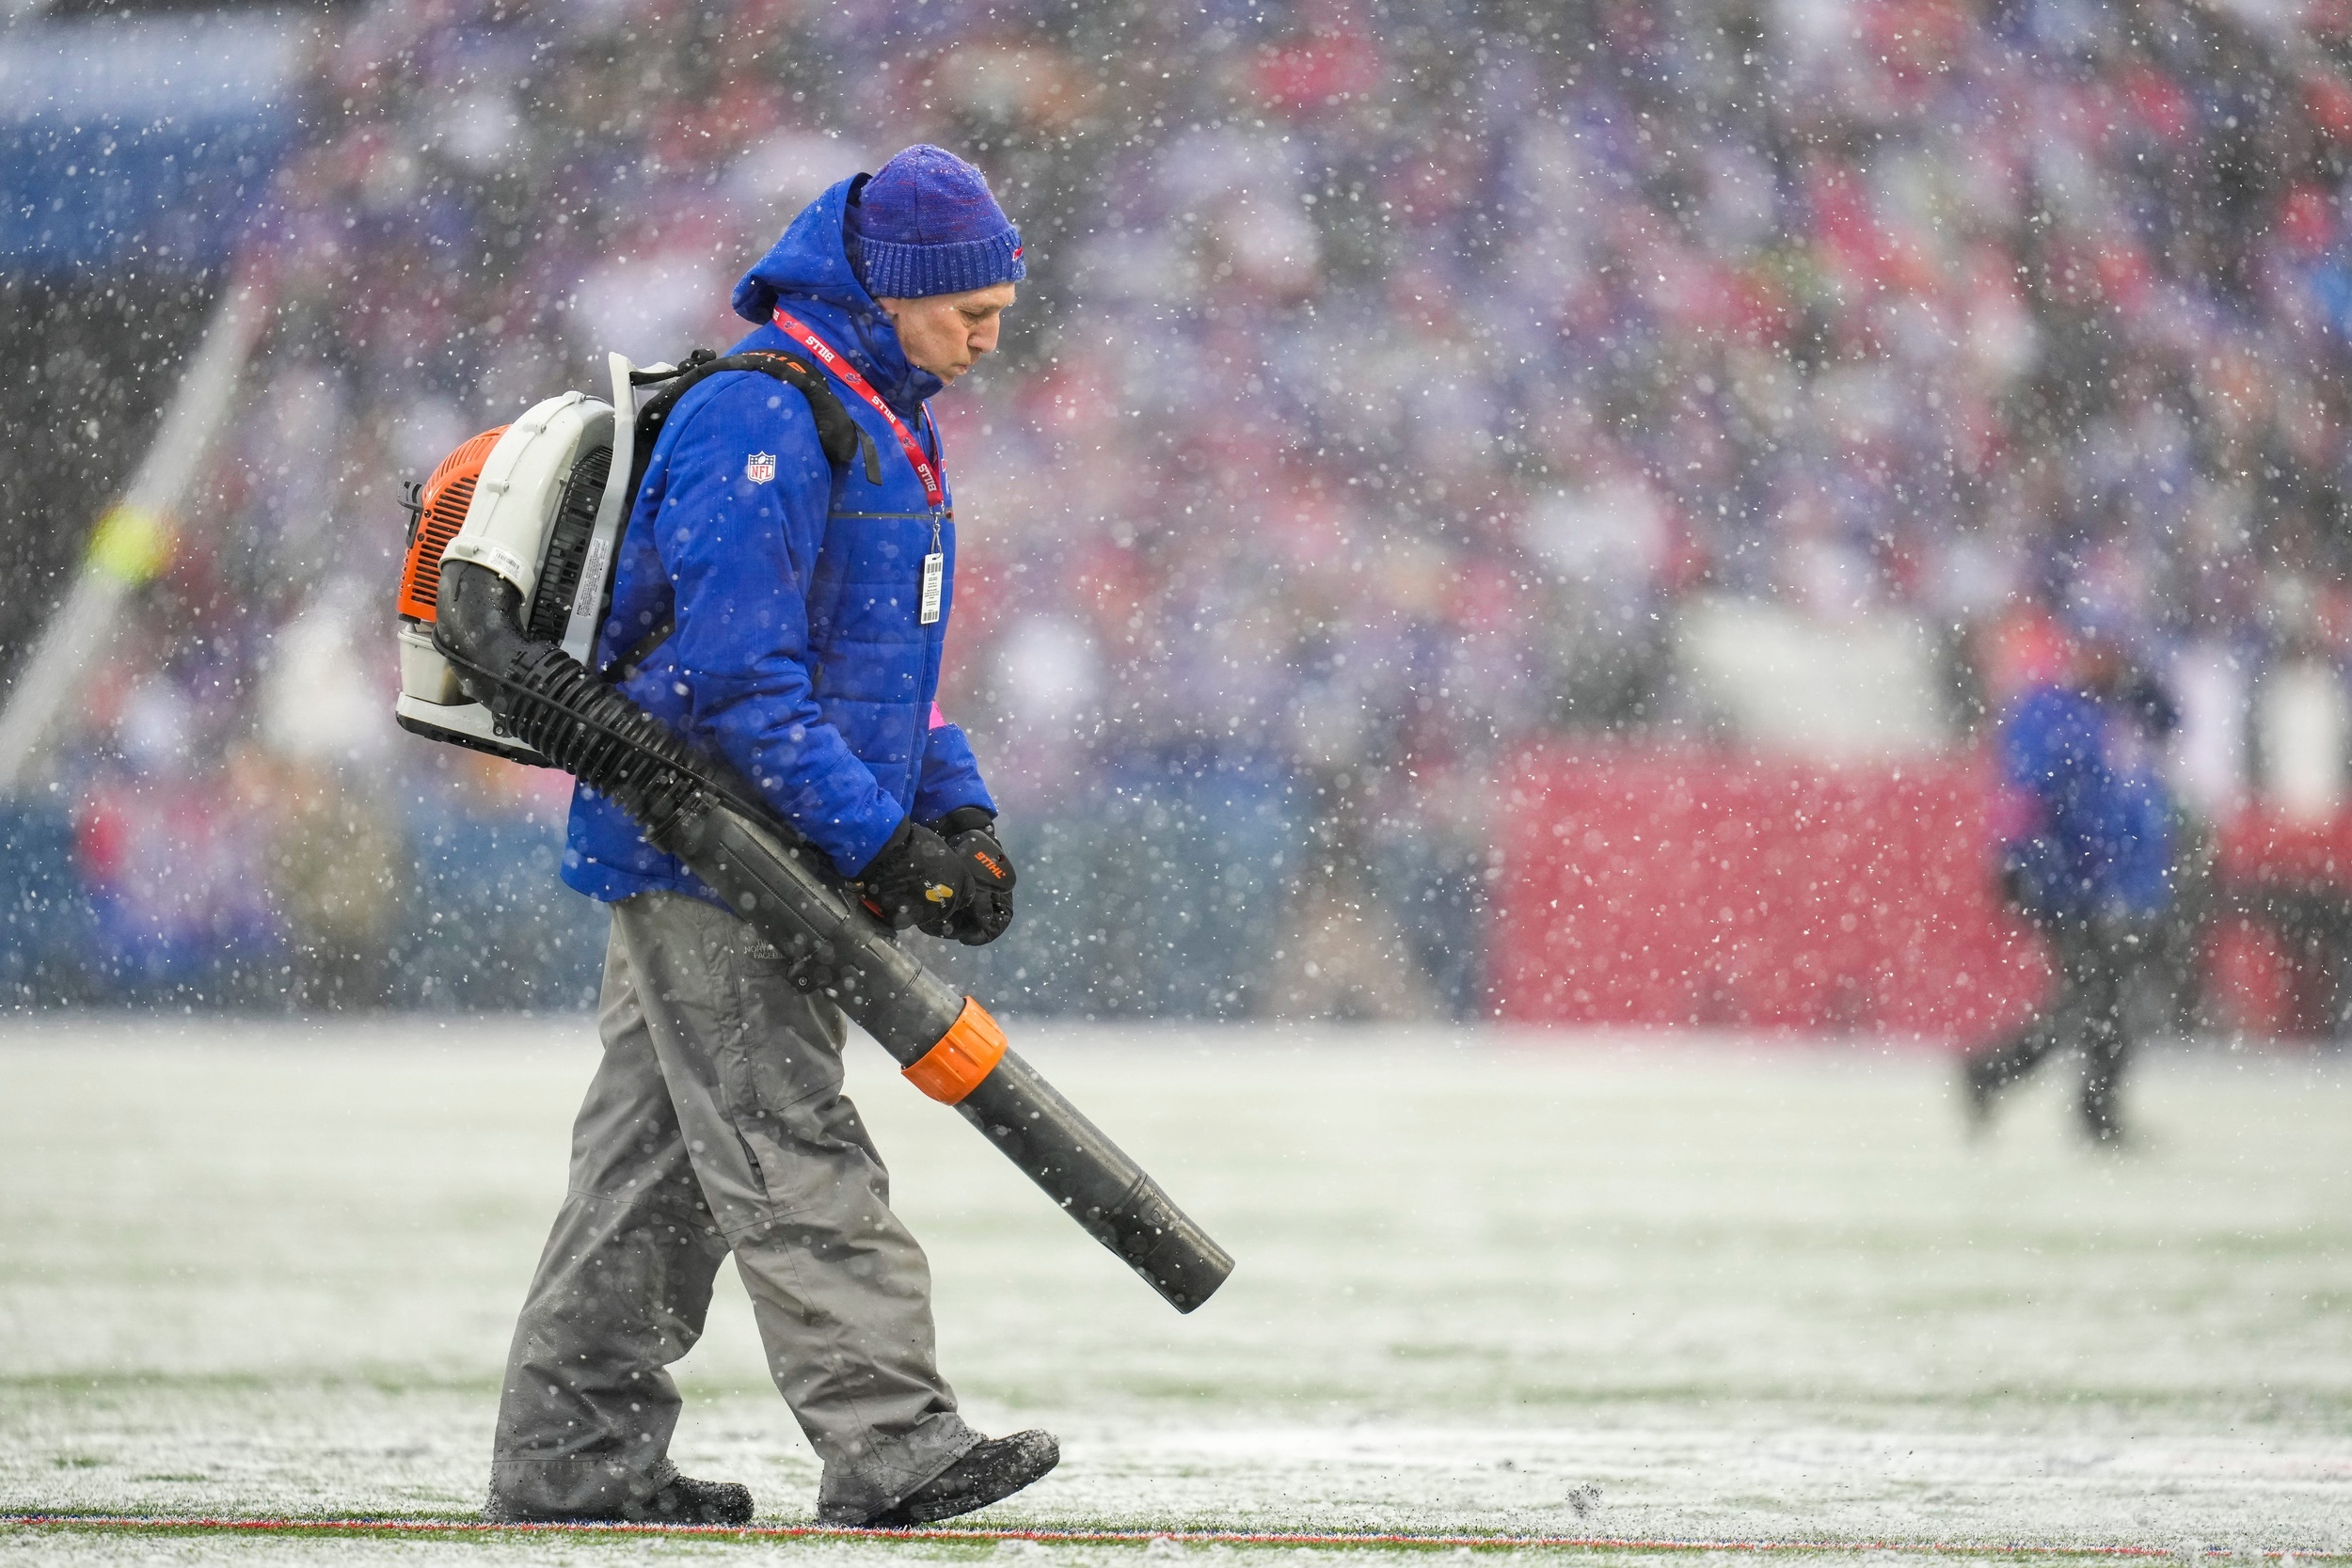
xmin=4 ymin=1017 xmax=2349 ymax=1561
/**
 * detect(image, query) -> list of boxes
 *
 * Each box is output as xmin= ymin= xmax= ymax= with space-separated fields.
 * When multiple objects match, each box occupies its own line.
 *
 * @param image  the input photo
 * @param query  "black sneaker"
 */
xmin=636 ymin=1475 xmax=755 ymax=1526
xmin=858 ymin=1431 xmax=1059 ymax=1528
xmin=485 ymin=1474 xmax=755 ymax=1527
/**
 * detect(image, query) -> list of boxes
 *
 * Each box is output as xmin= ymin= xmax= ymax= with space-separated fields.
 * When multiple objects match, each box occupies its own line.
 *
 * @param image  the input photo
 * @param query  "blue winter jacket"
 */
xmin=1996 ymin=684 xmax=2173 ymax=921
xmin=562 ymin=177 xmax=995 ymax=904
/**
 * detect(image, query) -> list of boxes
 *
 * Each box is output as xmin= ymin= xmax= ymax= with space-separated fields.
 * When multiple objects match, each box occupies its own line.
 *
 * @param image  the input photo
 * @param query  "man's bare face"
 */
xmin=874 ymin=283 xmax=1017 ymax=384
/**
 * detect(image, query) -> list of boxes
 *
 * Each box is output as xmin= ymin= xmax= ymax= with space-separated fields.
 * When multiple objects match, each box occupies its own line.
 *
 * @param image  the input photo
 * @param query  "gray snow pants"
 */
xmin=488 ymin=890 xmax=976 ymax=1521
xmin=1971 ymin=910 xmax=2157 ymax=1141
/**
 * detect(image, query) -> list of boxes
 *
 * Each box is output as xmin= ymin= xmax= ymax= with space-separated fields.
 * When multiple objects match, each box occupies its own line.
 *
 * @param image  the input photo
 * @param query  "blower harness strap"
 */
xmin=628 ymin=348 xmax=882 ymax=504
xmin=525 ymin=348 xmax=882 ymax=682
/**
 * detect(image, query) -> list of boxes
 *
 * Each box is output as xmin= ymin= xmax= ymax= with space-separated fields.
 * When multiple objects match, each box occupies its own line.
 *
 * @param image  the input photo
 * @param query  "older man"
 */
xmin=486 ymin=147 xmax=1052 ymax=1528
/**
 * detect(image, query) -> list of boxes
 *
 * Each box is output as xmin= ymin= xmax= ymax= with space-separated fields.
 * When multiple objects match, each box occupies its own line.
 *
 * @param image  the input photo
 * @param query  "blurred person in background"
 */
xmin=488 ymin=148 xmax=1044 ymax=1529
xmin=1964 ymin=631 xmax=2181 ymax=1145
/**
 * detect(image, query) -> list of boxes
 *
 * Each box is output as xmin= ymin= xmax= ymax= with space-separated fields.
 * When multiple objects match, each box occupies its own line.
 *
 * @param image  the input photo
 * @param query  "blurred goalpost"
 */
xmin=0 ymin=277 xmax=269 ymax=795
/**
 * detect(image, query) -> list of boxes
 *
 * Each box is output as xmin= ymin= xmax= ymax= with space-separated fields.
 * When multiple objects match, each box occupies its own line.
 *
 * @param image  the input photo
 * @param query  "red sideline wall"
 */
xmin=1490 ymin=746 xmax=2049 ymax=1044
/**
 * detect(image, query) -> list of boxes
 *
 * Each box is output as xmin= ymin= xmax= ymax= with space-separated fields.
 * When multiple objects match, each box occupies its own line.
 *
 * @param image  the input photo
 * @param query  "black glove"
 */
xmin=931 ymin=806 xmax=1016 ymax=946
xmin=855 ymin=810 xmax=1015 ymax=942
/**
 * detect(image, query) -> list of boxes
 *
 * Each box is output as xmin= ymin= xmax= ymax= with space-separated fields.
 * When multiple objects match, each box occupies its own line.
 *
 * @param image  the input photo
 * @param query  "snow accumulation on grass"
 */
xmin=2 ymin=1017 xmax=2349 ymax=1565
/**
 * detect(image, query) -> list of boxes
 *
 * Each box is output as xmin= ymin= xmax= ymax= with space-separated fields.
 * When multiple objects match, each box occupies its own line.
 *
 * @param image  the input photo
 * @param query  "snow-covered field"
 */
xmin=4 ymin=1018 xmax=2350 ymax=1563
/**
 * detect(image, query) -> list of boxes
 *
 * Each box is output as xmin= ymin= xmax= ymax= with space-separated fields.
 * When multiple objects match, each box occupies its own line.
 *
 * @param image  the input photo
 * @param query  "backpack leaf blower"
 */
xmin=394 ymin=352 xmax=1232 ymax=1313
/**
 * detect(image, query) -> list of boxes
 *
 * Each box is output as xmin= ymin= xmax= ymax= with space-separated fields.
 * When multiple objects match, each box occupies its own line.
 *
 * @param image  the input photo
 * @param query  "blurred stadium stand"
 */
xmin=1492 ymin=749 xmax=2052 ymax=1039
xmin=8 ymin=0 xmax=2352 ymax=1033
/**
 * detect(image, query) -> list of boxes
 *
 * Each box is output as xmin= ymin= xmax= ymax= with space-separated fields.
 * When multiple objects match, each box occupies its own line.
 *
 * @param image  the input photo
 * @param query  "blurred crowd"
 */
xmin=30 ymin=0 xmax=2352 ymax=1015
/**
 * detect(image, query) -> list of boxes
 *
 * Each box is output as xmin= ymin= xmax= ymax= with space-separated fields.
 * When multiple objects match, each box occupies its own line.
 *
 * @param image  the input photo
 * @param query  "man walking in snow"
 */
xmin=1963 ymin=634 xmax=2179 ymax=1145
xmin=486 ymin=147 xmax=1053 ymax=1528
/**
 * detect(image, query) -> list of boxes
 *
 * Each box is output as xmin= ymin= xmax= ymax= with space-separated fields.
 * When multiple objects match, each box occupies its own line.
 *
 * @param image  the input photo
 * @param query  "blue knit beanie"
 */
xmin=848 ymin=146 xmax=1026 ymax=299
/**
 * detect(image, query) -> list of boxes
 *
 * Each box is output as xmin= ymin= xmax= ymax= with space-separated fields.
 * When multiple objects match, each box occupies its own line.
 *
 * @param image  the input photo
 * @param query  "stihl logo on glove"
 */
xmin=858 ymin=814 xmax=1015 ymax=946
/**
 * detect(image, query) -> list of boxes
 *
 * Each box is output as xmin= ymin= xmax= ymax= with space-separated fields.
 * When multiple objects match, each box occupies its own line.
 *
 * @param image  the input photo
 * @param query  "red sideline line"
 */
xmin=1 ymin=1514 xmax=2340 ymax=1559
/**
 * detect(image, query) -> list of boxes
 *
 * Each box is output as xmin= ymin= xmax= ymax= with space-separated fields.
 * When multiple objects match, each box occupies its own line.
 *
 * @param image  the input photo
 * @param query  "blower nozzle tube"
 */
xmin=433 ymin=561 xmax=1233 ymax=1313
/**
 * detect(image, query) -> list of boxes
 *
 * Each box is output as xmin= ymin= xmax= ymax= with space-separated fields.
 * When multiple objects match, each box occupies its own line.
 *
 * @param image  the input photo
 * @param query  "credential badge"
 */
xmin=746 ymin=451 xmax=776 ymax=483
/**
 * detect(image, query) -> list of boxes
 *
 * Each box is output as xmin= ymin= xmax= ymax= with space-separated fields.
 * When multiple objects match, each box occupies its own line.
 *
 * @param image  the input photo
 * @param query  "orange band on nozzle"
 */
xmin=903 ymin=997 xmax=1009 ymax=1104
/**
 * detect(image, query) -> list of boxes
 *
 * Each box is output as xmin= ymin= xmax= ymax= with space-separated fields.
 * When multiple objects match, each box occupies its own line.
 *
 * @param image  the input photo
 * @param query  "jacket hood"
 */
xmin=732 ymin=175 xmax=943 ymax=411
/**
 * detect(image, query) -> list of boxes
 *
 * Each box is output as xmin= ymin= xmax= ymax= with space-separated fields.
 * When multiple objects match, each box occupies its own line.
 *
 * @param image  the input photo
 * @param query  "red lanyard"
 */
xmin=771 ymin=308 xmax=944 ymax=512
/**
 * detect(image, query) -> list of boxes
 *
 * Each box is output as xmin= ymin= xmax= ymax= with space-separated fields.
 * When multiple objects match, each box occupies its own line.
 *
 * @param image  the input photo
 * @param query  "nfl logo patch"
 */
xmin=745 ymin=452 xmax=776 ymax=483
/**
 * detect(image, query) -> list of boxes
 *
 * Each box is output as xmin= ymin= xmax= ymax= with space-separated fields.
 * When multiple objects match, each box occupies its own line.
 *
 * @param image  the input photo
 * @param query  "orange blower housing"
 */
xmin=392 ymin=388 xmax=619 ymax=767
xmin=397 ymin=426 xmax=505 ymax=625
